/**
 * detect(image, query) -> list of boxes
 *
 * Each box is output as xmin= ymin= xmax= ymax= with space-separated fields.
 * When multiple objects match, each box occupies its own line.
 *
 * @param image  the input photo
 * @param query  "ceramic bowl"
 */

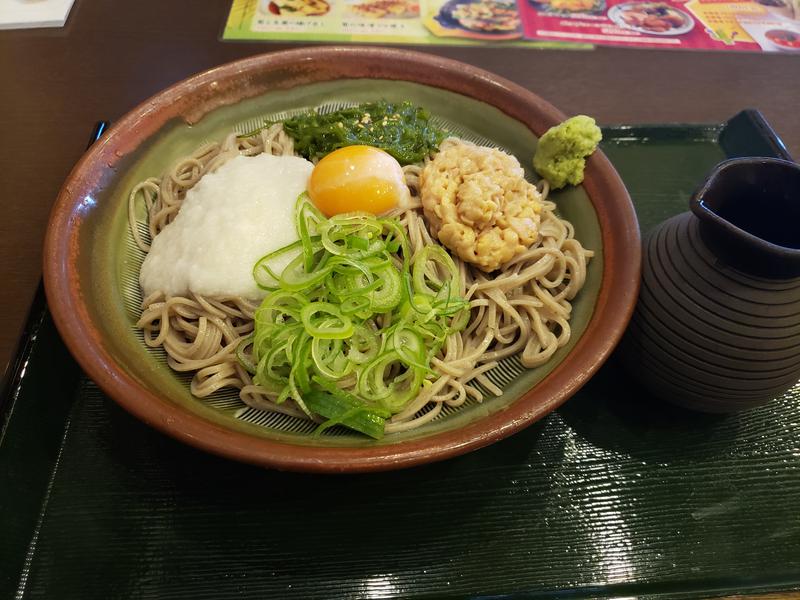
xmin=43 ymin=47 xmax=640 ymax=473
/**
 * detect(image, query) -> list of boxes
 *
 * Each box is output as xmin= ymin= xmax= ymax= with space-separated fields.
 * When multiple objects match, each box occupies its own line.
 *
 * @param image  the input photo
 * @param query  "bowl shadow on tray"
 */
xmin=98 ymin=388 xmax=550 ymax=556
xmin=556 ymin=351 xmax=748 ymax=465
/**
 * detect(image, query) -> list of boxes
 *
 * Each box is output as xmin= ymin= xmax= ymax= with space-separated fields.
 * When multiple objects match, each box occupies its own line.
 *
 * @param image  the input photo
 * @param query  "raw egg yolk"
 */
xmin=308 ymin=145 xmax=410 ymax=217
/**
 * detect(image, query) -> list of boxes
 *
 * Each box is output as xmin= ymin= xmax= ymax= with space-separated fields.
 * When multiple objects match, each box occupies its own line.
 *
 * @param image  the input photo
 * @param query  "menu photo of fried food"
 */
xmin=346 ymin=0 xmax=420 ymax=18
xmin=609 ymin=2 xmax=694 ymax=34
xmin=435 ymin=0 xmax=522 ymax=34
xmin=260 ymin=0 xmax=331 ymax=16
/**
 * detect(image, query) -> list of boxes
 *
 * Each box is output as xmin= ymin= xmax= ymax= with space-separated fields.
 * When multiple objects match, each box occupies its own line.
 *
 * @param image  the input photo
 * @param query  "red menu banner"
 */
xmin=519 ymin=0 xmax=800 ymax=50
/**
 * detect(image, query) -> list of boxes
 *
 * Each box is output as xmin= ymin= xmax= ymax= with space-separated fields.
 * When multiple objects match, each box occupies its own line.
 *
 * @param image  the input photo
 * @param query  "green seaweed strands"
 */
xmin=282 ymin=101 xmax=446 ymax=165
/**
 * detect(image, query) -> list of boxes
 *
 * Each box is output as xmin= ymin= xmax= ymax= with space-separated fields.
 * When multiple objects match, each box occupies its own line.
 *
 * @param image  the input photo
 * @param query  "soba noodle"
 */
xmin=129 ymin=123 xmax=592 ymax=433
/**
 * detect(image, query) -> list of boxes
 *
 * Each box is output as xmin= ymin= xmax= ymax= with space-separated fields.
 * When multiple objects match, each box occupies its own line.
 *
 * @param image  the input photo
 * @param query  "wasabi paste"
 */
xmin=533 ymin=115 xmax=602 ymax=189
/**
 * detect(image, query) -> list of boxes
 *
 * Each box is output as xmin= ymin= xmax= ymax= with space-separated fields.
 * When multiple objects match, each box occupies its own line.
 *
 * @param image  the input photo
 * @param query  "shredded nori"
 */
xmin=280 ymin=101 xmax=446 ymax=165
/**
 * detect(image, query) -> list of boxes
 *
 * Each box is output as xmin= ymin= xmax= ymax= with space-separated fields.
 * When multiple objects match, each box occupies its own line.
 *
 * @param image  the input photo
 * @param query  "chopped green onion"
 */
xmin=347 ymin=324 xmax=380 ymax=365
xmin=253 ymin=239 xmax=306 ymax=290
xmin=247 ymin=195 xmax=468 ymax=437
xmin=304 ymin=390 xmax=386 ymax=440
xmin=367 ymin=264 xmax=403 ymax=312
xmin=347 ymin=235 xmax=370 ymax=251
xmin=236 ymin=335 xmax=257 ymax=374
xmin=301 ymin=303 xmax=354 ymax=339
xmin=280 ymin=251 xmax=332 ymax=291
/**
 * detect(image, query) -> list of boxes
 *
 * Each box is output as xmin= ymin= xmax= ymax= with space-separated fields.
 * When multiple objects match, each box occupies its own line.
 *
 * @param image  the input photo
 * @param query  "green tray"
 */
xmin=2 ymin=110 xmax=798 ymax=600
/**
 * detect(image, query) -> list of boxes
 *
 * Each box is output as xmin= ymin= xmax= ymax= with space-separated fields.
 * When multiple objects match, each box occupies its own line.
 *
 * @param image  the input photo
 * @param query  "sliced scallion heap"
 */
xmin=241 ymin=194 xmax=468 ymax=439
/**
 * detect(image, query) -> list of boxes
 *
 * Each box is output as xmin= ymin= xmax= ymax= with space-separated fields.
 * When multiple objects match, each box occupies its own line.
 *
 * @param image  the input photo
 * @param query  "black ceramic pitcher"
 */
xmin=620 ymin=157 xmax=800 ymax=412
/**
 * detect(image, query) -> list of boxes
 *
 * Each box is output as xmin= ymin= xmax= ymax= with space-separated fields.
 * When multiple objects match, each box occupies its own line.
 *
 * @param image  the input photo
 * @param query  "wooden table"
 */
xmin=0 ymin=0 xmax=798 ymax=376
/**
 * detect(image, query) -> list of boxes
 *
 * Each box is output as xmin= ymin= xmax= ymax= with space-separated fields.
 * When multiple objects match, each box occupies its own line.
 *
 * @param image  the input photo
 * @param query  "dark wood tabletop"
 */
xmin=0 ymin=0 xmax=798 ymax=377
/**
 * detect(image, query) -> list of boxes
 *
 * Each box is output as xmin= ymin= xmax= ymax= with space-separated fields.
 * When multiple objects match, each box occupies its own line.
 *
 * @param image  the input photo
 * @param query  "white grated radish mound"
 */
xmin=140 ymin=153 xmax=313 ymax=300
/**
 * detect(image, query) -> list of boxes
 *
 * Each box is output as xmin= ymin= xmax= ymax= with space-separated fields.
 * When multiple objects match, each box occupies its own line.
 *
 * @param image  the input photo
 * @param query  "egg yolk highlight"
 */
xmin=308 ymin=145 xmax=410 ymax=217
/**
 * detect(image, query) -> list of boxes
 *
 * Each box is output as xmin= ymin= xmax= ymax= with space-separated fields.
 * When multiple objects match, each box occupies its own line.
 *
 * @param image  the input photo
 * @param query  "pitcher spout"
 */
xmin=690 ymin=157 xmax=800 ymax=278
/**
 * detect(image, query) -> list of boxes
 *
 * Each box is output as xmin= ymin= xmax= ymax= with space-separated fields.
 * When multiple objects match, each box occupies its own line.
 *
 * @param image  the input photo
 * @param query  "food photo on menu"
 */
xmin=519 ymin=0 xmax=800 ymax=48
xmin=226 ymin=0 xmax=800 ymax=49
xmin=345 ymin=0 xmax=420 ymax=19
xmin=424 ymin=0 xmax=524 ymax=39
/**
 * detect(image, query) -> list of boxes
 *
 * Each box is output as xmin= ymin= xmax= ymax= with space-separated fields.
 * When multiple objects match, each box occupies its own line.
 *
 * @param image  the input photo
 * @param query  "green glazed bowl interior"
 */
xmin=43 ymin=47 xmax=640 ymax=473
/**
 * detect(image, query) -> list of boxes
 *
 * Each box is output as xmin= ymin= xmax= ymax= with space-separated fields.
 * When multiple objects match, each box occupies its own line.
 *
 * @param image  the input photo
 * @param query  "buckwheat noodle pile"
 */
xmin=129 ymin=123 xmax=592 ymax=433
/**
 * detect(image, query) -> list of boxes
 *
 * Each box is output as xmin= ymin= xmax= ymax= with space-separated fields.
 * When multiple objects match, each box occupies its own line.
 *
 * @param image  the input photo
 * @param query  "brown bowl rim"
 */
xmin=43 ymin=46 xmax=641 ymax=473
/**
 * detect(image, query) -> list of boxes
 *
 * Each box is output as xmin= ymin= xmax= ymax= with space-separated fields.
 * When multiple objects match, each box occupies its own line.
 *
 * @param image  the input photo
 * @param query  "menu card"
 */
xmin=0 ymin=0 xmax=75 ymax=29
xmin=224 ymin=0 xmax=800 ymax=50
xmin=521 ymin=0 xmax=800 ymax=50
xmin=223 ymin=0 xmax=583 ymax=45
